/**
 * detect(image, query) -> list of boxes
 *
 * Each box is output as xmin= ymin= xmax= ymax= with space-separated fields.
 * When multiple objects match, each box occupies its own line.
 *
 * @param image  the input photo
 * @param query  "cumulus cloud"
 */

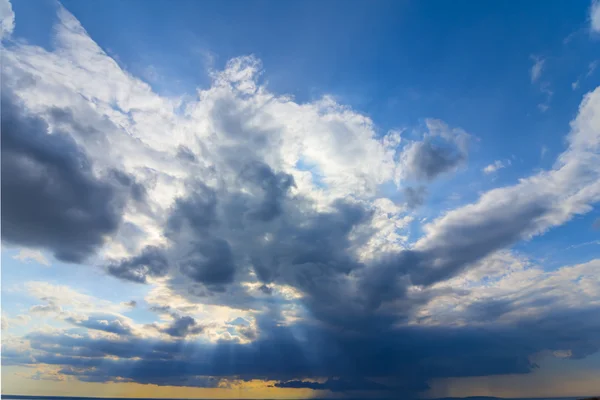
xmin=0 ymin=93 xmax=140 ymax=263
xmin=0 ymin=0 xmax=14 ymax=39
xmin=65 ymin=314 xmax=134 ymax=336
xmin=162 ymin=316 xmax=205 ymax=337
xmin=2 ymin=3 xmax=600 ymax=397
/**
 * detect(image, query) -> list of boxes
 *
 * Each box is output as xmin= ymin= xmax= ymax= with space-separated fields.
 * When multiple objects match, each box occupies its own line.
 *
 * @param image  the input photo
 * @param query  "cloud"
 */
xmin=0 ymin=0 xmax=14 ymax=39
xmin=162 ymin=316 xmax=205 ymax=337
xmin=13 ymin=249 xmax=51 ymax=266
xmin=530 ymin=55 xmax=545 ymax=83
xmin=591 ymin=0 xmax=600 ymax=33
xmin=65 ymin=314 xmax=134 ymax=336
xmin=123 ymin=300 xmax=137 ymax=308
xmin=30 ymin=302 xmax=62 ymax=315
xmin=2 ymin=3 xmax=600 ymax=396
xmin=483 ymin=160 xmax=510 ymax=174
xmin=274 ymin=377 xmax=391 ymax=392
xmin=399 ymin=119 xmax=470 ymax=181
xmin=106 ymin=246 xmax=169 ymax=283
xmin=403 ymin=186 xmax=427 ymax=209
xmin=0 ymin=92 xmax=139 ymax=263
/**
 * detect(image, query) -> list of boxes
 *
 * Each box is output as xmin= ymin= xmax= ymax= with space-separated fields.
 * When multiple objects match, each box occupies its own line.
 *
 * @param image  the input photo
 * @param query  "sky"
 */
xmin=1 ymin=0 xmax=600 ymax=398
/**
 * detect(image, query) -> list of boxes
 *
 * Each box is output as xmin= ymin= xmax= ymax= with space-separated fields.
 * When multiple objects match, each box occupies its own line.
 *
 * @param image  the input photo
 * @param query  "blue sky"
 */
xmin=1 ymin=0 xmax=600 ymax=398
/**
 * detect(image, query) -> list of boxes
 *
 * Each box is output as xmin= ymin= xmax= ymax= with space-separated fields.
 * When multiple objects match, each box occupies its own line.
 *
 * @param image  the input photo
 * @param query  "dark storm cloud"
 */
xmin=162 ymin=316 xmax=205 ymax=337
xmin=274 ymin=377 xmax=390 ymax=392
xmin=107 ymin=245 xmax=169 ymax=283
xmin=14 ymin=301 xmax=600 ymax=393
xmin=178 ymin=238 xmax=236 ymax=286
xmin=166 ymin=183 xmax=219 ymax=235
xmin=0 ymin=93 xmax=135 ymax=263
xmin=239 ymin=161 xmax=295 ymax=222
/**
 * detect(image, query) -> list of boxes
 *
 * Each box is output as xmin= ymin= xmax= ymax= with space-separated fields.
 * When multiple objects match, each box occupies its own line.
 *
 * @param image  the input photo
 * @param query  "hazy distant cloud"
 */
xmin=591 ymin=0 xmax=600 ymax=33
xmin=13 ymin=249 xmax=50 ymax=266
xmin=403 ymin=186 xmax=427 ymax=209
xmin=30 ymin=302 xmax=61 ymax=315
xmin=530 ymin=55 xmax=545 ymax=83
xmin=274 ymin=377 xmax=392 ymax=392
xmin=123 ymin=300 xmax=137 ymax=308
xmin=572 ymin=61 xmax=598 ymax=90
xmin=65 ymin=314 xmax=133 ymax=336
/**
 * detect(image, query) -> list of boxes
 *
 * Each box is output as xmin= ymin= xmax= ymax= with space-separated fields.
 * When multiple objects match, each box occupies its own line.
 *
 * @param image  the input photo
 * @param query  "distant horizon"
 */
xmin=0 ymin=395 xmax=591 ymax=400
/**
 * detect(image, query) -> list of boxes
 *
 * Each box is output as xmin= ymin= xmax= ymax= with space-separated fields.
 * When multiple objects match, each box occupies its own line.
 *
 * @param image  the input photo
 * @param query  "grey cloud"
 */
xmin=399 ymin=121 xmax=470 ymax=182
xmin=239 ymin=161 xmax=295 ymax=222
xmin=403 ymin=186 xmax=427 ymax=209
xmin=178 ymin=238 xmax=236 ymax=286
xmin=162 ymin=316 xmax=205 ymax=337
xmin=274 ymin=377 xmax=390 ymax=392
xmin=0 ymin=93 xmax=133 ymax=263
xmin=107 ymin=246 xmax=169 ymax=283
xmin=166 ymin=183 xmax=219 ymax=235
xmin=14 ymin=301 xmax=600 ymax=393
xmin=30 ymin=302 xmax=62 ymax=314
xmin=176 ymin=145 xmax=197 ymax=163
xmin=402 ymin=140 xmax=466 ymax=181
xmin=65 ymin=314 xmax=133 ymax=336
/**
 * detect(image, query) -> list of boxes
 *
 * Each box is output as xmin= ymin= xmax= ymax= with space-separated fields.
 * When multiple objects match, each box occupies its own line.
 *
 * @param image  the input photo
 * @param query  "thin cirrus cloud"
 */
xmin=0 ymin=1 xmax=600 ymax=398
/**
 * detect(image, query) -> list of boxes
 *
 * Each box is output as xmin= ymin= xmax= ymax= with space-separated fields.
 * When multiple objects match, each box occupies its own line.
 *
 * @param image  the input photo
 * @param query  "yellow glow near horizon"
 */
xmin=1 ymin=366 xmax=339 ymax=399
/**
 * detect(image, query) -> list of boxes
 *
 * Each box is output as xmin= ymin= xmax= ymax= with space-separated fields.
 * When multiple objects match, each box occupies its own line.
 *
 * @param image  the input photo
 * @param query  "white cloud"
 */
xmin=13 ymin=249 xmax=51 ymax=266
xmin=530 ymin=55 xmax=545 ymax=83
xmin=408 ymin=85 xmax=600 ymax=286
xmin=3 ymin=4 xmax=472 ymax=266
xmin=23 ymin=282 xmax=124 ymax=314
xmin=482 ymin=159 xmax=509 ymax=174
xmin=0 ymin=0 xmax=14 ymax=39
xmin=418 ymin=254 xmax=600 ymax=326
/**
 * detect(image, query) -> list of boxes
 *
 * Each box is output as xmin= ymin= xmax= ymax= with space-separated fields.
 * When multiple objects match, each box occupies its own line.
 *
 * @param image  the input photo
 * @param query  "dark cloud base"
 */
xmin=0 ymin=92 xmax=138 ymax=263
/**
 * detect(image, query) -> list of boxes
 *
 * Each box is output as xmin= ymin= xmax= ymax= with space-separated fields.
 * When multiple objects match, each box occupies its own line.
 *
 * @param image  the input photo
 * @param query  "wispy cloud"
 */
xmin=13 ymin=249 xmax=51 ymax=266
xmin=530 ymin=55 xmax=545 ymax=83
xmin=591 ymin=0 xmax=600 ymax=33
